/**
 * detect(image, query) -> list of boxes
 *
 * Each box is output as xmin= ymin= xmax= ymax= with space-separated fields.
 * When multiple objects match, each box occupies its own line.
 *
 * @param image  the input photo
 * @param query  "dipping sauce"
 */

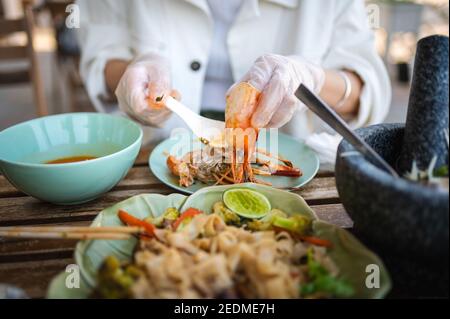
xmin=46 ymin=156 xmax=97 ymax=164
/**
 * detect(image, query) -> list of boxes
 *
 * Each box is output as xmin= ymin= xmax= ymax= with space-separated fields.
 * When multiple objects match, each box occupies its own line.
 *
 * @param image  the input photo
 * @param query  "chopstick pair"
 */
xmin=0 ymin=226 xmax=144 ymax=240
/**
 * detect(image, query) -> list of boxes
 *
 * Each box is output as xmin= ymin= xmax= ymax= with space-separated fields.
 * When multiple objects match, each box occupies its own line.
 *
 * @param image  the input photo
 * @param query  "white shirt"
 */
xmin=202 ymin=0 xmax=243 ymax=111
xmin=76 ymin=0 xmax=391 ymax=162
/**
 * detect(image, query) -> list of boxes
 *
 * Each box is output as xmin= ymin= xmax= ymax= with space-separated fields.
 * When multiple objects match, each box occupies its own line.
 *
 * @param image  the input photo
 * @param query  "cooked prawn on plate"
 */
xmin=166 ymin=82 xmax=302 ymax=187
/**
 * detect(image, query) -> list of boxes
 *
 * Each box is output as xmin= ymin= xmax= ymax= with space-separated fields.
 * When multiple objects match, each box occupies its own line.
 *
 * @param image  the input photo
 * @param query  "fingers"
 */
xmin=243 ymin=59 xmax=271 ymax=91
xmin=147 ymin=82 xmax=171 ymax=101
xmin=128 ymin=83 xmax=149 ymax=113
xmin=129 ymin=85 xmax=172 ymax=126
xmin=115 ymin=67 xmax=148 ymax=115
xmin=147 ymin=83 xmax=172 ymax=110
xmin=146 ymin=62 xmax=172 ymax=104
xmin=237 ymin=54 xmax=280 ymax=92
xmin=115 ymin=56 xmax=177 ymax=126
xmin=235 ymin=54 xmax=326 ymax=129
xmin=233 ymin=54 xmax=295 ymax=128
xmin=267 ymin=94 xmax=301 ymax=128
xmin=138 ymin=80 xmax=173 ymax=126
xmin=250 ymin=65 xmax=288 ymax=128
xmin=170 ymin=89 xmax=182 ymax=101
xmin=136 ymin=106 xmax=172 ymax=127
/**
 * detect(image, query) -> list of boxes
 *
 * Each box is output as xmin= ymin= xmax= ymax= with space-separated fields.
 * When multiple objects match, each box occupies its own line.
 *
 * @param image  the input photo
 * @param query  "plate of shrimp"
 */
xmin=149 ymin=82 xmax=320 ymax=194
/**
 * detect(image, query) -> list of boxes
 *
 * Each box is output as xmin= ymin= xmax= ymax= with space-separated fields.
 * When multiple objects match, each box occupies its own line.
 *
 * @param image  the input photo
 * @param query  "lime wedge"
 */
xmin=223 ymin=189 xmax=271 ymax=219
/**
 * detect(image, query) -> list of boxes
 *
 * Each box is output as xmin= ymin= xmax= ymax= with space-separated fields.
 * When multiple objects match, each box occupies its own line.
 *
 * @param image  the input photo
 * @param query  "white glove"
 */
xmin=115 ymin=53 xmax=180 ymax=127
xmin=233 ymin=54 xmax=325 ymax=128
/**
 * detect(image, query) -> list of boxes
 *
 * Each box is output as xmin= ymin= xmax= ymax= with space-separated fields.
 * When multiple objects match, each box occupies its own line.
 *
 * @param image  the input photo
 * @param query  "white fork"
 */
xmin=164 ymin=96 xmax=225 ymax=141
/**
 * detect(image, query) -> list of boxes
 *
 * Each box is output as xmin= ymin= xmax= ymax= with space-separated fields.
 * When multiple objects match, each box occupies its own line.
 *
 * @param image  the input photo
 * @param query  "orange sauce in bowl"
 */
xmin=46 ymin=156 xmax=97 ymax=164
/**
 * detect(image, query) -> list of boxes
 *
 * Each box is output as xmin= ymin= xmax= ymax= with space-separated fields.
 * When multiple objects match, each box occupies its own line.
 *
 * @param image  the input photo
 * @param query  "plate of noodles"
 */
xmin=47 ymin=184 xmax=391 ymax=299
xmin=149 ymin=130 xmax=320 ymax=194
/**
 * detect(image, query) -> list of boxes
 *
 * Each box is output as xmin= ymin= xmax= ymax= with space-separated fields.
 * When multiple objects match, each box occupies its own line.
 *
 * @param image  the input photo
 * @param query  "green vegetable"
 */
xmin=272 ymin=215 xmax=311 ymax=235
xmin=162 ymin=207 xmax=180 ymax=221
xmin=213 ymin=202 xmax=241 ymax=225
xmin=434 ymin=165 xmax=449 ymax=177
xmin=246 ymin=209 xmax=287 ymax=231
xmin=103 ymin=254 xmax=120 ymax=270
xmin=301 ymin=249 xmax=354 ymax=298
xmin=145 ymin=207 xmax=180 ymax=228
xmin=94 ymin=255 xmax=142 ymax=299
xmin=223 ymin=189 xmax=271 ymax=219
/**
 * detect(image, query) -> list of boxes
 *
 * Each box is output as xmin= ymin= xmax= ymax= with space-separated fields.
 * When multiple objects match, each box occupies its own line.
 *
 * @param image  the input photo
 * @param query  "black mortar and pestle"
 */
xmin=296 ymin=35 xmax=449 ymax=298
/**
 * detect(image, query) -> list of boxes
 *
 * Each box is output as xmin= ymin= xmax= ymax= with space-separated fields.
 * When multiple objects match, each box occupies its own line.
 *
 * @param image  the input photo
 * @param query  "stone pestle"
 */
xmin=398 ymin=35 xmax=449 ymax=174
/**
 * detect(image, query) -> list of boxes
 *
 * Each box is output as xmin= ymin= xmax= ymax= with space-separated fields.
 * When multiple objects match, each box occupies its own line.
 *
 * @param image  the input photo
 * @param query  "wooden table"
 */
xmin=0 ymin=148 xmax=352 ymax=298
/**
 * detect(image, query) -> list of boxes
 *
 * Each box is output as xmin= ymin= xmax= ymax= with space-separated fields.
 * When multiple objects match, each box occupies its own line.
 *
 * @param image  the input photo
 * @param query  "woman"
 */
xmin=76 ymin=0 xmax=391 ymax=163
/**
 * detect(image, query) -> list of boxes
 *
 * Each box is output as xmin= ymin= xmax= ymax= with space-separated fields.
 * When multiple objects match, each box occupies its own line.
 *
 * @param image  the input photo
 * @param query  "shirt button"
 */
xmin=190 ymin=61 xmax=201 ymax=71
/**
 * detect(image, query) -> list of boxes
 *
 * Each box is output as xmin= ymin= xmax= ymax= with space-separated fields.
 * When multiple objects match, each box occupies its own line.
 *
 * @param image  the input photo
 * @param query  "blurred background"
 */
xmin=0 ymin=0 xmax=448 ymax=131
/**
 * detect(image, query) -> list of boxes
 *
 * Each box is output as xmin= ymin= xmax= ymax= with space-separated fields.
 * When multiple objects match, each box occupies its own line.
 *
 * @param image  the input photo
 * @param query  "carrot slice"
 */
xmin=118 ymin=209 xmax=156 ymax=237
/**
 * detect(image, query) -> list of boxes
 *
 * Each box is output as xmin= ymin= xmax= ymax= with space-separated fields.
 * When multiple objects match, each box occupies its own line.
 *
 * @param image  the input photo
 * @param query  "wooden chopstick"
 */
xmin=0 ymin=226 xmax=143 ymax=233
xmin=0 ymin=232 xmax=133 ymax=240
xmin=0 ymin=226 xmax=144 ymax=240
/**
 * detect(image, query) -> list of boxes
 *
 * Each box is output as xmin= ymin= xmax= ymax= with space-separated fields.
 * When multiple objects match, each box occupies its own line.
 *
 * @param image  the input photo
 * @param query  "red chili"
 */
xmin=300 ymin=236 xmax=333 ymax=248
xmin=273 ymin=227 xmax=333 ymax=248
xmin=118 ymin=209 xmax=156 ymax=237
xmin=172 ymin=208 xmax=203 ymax=230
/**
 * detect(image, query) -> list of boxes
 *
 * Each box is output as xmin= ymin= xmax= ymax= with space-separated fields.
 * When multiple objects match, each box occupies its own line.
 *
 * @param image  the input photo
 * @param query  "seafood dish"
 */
xmin=167 ymin=82 xmax=302 ymax=187
xmin=166 ymin=146 xmax=302 ymax=188
xmin=93 ymin=189 xmax=354 ymax=299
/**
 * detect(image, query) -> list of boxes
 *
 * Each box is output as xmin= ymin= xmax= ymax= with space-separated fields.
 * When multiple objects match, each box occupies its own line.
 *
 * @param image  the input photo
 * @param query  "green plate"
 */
xmin=149 ymin=131 xmax=320 ymax=194
xmin=47 ymin=184 xmax=391 ymax=299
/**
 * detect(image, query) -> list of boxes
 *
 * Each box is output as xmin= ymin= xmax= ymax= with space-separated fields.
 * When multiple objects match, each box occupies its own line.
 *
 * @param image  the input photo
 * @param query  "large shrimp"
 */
xmin=166 ymin=82 xmax=301 ymax=188
xmin=225 ymin=82 xmax=261 ymax=183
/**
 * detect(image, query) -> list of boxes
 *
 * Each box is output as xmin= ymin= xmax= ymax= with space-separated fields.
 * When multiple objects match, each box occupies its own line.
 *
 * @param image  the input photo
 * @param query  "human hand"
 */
xmin=115 ymin=53 xmax=180 ymax=126
xmin=231 ymin=54 xmax=325 ymax=128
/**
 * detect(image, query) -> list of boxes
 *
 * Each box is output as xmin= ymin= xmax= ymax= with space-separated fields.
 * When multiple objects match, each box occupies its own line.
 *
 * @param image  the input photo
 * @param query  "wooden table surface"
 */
xmin=0 ymin=148 xmax=352 ymax=298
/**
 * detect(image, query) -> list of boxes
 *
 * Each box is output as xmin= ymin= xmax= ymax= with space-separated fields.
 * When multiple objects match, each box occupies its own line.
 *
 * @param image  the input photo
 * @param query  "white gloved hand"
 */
xmin=115 ymin=53 xmax=180 ymax=127
xmin=233 ymin=54 xmax=325 ymax=128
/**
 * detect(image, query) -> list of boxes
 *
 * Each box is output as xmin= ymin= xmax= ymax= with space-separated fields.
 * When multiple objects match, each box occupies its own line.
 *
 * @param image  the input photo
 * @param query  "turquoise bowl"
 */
xmin=0 ymin=113 xmax=143 ymax=205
